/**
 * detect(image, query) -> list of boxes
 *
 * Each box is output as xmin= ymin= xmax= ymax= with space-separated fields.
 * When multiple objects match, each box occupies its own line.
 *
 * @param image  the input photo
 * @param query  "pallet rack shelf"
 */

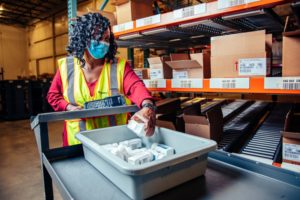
xmin=113 ymin=0 xmax=288 ymax=38
xmin=111 ymin=0 xmax=299 ymax=95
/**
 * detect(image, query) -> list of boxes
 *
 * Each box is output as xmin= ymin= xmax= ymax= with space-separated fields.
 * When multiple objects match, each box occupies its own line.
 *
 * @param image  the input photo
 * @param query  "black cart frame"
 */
xmin=31 ymin=106 xmax=300 ymax=200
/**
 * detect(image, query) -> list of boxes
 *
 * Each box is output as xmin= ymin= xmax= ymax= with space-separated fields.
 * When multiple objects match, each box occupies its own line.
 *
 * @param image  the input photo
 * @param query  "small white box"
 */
xmin=127 ymin=120 xmax=146 ymax=137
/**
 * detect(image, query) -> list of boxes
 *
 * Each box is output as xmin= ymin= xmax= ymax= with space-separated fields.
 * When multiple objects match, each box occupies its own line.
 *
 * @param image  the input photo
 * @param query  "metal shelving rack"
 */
xmin=30 ymin=1 xmax=300 ymax=199
xmin=113 ymin=0 xmax=300 ymax=95
xmin=114 ymin=0 xmax=288 ymax=37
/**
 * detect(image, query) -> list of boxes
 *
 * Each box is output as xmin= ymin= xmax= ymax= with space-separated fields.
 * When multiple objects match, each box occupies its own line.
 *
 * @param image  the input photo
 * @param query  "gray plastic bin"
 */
xmin=76 ymin=126 xmax=216 ymax=200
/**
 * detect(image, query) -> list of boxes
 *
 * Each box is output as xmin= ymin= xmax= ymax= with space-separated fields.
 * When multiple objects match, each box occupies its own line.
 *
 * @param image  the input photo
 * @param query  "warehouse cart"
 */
xmin=31 ymin=106 xmax=300 ymax=200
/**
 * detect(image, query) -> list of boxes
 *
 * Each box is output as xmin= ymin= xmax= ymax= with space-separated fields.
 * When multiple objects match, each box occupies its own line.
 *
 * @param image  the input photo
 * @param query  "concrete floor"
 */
xmin=0 ymin=119 xmax=64 ymax=200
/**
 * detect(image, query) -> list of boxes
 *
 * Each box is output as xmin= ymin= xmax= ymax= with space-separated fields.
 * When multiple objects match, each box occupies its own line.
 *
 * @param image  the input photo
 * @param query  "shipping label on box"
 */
xmin=238 ymin=58 xmax=267 ymax=76
xmin=283 ymin=143 xmax=300 ymax=164
xmin=150 ymin=69 xmax=164 ymax=79
xmin=173 ymin=70 xmax=189 ymax=79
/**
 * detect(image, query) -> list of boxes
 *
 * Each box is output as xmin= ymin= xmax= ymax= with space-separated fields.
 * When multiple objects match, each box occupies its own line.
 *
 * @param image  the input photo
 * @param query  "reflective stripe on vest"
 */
xmin=58 ymin=57 xmax=131 ymax=145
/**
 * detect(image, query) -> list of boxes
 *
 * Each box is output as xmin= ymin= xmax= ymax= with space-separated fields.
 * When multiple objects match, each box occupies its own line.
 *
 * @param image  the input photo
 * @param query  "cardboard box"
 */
xmin=166 ymin=53 xmax=208 ymax=79
xmin=115 ymin=0 xmax=153 ymax=24
xmin=211 ymin=30 xmax=267 ymax=57
xmin=156 ymin=120 xmax=176 ymax=131
xmin=133 ymin=68 xmax=149 ymax=79
xmin=181 ymin=97 xmax=206 ymax=115
xmin=77 ymin=10 xmax=117 ymax=26
xmin=156 ymin=114 xmax=177 ymax=131
xmin=179 ymin=97 xmax=190 ymax=103
xmin=170 ymin=54 xmax=189 ymax=60
xmin=282 ymin=110 xmax=300 ymax=165
xmin=156 ymin=98 xmax=181 ymax=114
xmin=191 ymin=49 xmax=211 ymax=78
xmin=201 ymin=99 xmax=226 ymax=114
xmin=211 ymin=52 xmax=271 ymax=78
xmin=155 ymin=98 xmax=183 ymax=131
xmin=282 ymin=132 xmax=300 ymax=165
xmin=156 ymin=113 xmax=185 ymax=132
xmin=243 ymin=94 xmax=273 ymax=101
xmin=211 ymin=30 xmax=271 ymax=78
xmin=282 ymin=31 xmax=300 ymax=77
xmin=148 ymin=56 xmax=172 ymax=79
xmin=183 ymin=105 xmax=223 ymax=142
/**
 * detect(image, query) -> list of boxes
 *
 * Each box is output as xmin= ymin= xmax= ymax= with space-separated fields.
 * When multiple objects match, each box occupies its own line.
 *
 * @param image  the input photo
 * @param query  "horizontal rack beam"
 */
xmin=145 ymin=78 xmax=300 ymax=94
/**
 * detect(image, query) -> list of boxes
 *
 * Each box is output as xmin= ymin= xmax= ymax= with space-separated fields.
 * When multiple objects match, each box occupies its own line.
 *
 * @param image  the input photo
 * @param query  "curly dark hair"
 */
xmin=66 ymin=12 xmax=118 ymax=66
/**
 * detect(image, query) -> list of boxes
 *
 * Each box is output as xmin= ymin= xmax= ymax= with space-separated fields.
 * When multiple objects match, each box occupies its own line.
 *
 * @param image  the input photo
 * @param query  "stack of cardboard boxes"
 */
xmin=135 ymin=30 xmax=300 ymax=80
xmin=135 ymin=50 xmax=211 ymax=80
xmin=147 ymin=56 xmax=172 ymax=79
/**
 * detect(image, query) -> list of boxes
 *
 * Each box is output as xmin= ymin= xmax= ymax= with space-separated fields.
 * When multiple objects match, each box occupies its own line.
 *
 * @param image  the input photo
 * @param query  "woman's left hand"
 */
xmin=132 ymin=107 xmax=156 ymax=137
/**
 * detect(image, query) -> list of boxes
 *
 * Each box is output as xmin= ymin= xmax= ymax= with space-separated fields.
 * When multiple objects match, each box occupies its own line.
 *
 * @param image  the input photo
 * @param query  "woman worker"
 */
xmin=47 ymin=12 xmax=156 ymax=146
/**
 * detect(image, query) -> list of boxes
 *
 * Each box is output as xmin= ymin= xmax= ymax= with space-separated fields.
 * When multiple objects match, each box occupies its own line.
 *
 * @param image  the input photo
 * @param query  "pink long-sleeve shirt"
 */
xmin=47 ymin=62 xmax=152 ymax=111
xmin=47 ymin=61 xmax=152 ymax=146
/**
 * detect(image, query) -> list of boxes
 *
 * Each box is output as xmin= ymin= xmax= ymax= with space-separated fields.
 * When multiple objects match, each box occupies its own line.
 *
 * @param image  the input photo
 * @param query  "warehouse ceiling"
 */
xmin=0 ymin=0 xmax=88 ymax=27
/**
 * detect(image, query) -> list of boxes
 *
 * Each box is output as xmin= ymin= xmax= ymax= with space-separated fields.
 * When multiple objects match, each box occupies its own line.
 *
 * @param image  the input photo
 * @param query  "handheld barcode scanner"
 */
xmin=84 ymin=95 xmax=126 ymax=109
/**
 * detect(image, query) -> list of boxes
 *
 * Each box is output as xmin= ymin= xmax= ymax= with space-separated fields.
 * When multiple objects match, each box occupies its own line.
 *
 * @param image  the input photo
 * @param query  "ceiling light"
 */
xmin=0 ymin=4 xmax=5 ymax=11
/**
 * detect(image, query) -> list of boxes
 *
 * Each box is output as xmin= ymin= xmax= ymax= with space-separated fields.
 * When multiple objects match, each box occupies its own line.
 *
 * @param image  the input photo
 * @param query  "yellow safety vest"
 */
xmin=58 ymin=56 xmax=131 ymax=145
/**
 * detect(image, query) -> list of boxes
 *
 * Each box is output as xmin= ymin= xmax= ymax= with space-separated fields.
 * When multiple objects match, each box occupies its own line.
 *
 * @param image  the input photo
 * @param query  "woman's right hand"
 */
xmin=66 ymin=104 xmax=82 ymax=111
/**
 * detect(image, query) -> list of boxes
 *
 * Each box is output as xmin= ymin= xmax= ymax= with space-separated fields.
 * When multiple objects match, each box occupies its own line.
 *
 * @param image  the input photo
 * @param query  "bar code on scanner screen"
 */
xmin=282 ymin=79 xmax=300 ymax=90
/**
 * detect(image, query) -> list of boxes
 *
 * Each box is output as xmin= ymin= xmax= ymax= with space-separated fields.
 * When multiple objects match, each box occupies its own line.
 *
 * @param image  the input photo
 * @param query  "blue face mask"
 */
xmin=87 ymin=40 xmax=109 ymax=59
